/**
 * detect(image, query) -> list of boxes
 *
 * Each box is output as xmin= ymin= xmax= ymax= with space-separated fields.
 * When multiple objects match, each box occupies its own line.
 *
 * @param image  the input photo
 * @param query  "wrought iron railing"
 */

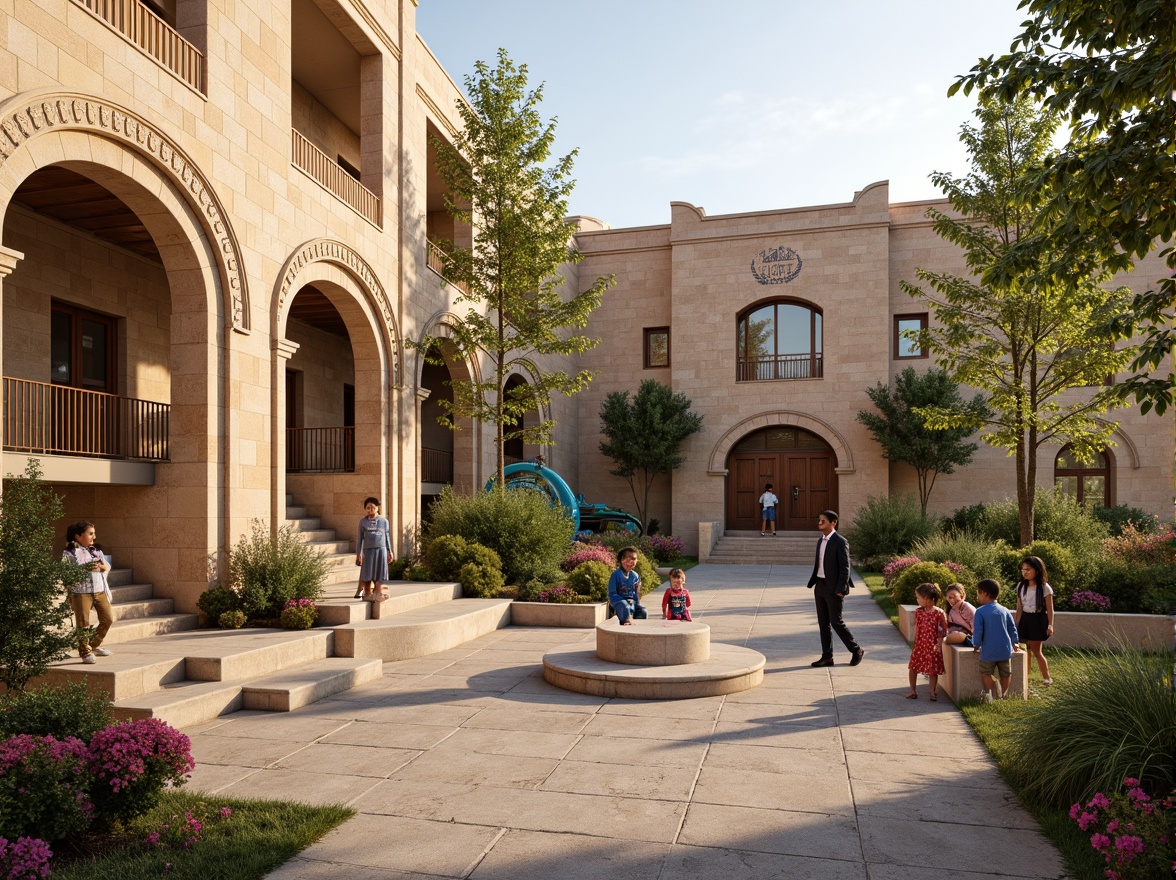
xmin=426 ymin=239 xmax=469 ymax=293
xmin=292 ymin=129 xmax=381 ymax=225
xmin=3 ymin=377 xmax=169 ymax=460
xmin=736 ymin=353 xmax=824 ymax=382
xmin=421 ymin=445 xmax=453 ymax=484
xmin=286 ymin=426 xmax=355 ymax=473
xmin=74 ymin=0 xmax=204 ymax=91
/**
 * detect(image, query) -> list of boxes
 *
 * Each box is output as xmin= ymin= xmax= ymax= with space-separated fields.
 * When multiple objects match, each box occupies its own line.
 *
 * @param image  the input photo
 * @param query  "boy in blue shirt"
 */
xmin=608 ymin=547 xmax=647 ymax=625
xmin=972 ymin=578 xmax=1020 ymax=701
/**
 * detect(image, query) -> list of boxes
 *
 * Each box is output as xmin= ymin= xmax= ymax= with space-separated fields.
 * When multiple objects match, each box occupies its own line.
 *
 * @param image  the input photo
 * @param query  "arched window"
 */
xmin=736 ymin=300 xmax=822 ymax=381
xmin=1054 ymin=446 xmax=1111 ymax=507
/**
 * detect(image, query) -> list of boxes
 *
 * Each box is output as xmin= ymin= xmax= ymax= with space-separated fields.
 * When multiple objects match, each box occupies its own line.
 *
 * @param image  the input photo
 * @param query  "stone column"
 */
xmin=271 ymin=337 xmax=300 ymax=527
xmin=0 ymin=245 xmax=25 ymax=496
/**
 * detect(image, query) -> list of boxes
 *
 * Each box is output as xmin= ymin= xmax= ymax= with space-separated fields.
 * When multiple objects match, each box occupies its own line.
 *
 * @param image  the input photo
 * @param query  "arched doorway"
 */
xmin=726 ymin=426 xmax=837 ymax=530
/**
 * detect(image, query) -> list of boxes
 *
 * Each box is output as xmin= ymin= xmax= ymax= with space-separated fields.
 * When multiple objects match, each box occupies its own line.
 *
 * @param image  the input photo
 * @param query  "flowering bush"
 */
xmin=1103 ymin=524 xmax=1176 ymax=567
xmin=0 ymin=735 xmax=93 ymax=844
xmin=1068 ymin=590 xmax=1112 ymax=612
xmin=1070 ymin=779 xmax=1174 ymax=880
xmin=0 ymin=837 xmax=52 ymax=880
xmin=646 ymin=534 xmax=685 ymax=564
xmin=561 ymin=542 xmax=616 ymax=573
xmin=534 ymin=586 xmax=578 ymax=604
xmin=88 ymin=718 xmax=194 ymax=825
xmin=144 ymin=802 xmax=232 ymax=852
xmin=882 ymin=556 xmax=921 ymax=586
xmin=279 ymin=598 xmax=318 ymax=630
xmin=218 ymin=609 xmax=246 ymax=629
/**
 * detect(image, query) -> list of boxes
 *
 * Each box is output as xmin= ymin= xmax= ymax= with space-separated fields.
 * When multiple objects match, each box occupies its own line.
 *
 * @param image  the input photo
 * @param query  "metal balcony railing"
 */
xmin=426 ymin=239 xmax=470 ymax=294
xmin=421 ymin=445 xmax=453 ymax=484
xmin=286 ymin=426 xmax=355 ymax=473
xmin=736 ymin=352 xmax=824 ymax=382
xmin=74 ymin=0 xmax=204 ymax=92
xmin=291 ymin=129 xmax=381 ymax=225
xmin=4 ymin=377 xmax=169 ymax=460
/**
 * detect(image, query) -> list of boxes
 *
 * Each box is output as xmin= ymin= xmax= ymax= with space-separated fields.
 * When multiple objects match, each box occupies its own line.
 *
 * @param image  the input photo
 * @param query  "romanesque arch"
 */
xmin=708 ymin=411 xmax=855 ymax=475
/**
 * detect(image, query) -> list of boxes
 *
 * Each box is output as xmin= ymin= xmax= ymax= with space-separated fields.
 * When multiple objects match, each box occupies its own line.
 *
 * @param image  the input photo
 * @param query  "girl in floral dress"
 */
xmin=907 ymin=582 xmax=947 ymax=701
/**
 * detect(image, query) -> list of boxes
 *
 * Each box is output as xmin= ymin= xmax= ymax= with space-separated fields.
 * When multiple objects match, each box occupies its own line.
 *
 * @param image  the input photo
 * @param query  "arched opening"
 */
xmin=1054 ymin=445 xmax=1113 ymax=507
xmin=725 ymin=426 xmax=837 ymax=531
xmin=418 ymin=338 xmax=476 ymax=514
xmin=1 ymin=155 xmax=222 ymax=612
xmin=736 ymin=298 xmax=823 ymax=381
xmin=502 ymin=372 xmax=539 ymax=464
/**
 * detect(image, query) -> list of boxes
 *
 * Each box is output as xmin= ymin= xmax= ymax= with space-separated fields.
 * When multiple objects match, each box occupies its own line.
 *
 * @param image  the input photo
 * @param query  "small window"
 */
xmin=644 ymin=327 xmax=670 ymax=368
xmin=1054 ymin=446 xmax=1111 ymax=507
xmin=51 ymin=302 xmax=118 ymax=392
xmin=894 ymin=314 xmax=927 ymax=359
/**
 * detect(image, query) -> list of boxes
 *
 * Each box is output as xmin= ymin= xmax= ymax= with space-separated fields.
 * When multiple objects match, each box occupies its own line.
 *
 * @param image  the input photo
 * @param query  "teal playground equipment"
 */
xmin=487 ymin=458 xmax=643 ymax=538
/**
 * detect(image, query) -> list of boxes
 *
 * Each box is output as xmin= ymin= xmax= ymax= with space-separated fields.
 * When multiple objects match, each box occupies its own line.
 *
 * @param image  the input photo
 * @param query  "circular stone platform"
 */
xmin=595 ymin=618 xmax=711 ymax=666
xmin=543 ymin=618 xmax=765 ymax=699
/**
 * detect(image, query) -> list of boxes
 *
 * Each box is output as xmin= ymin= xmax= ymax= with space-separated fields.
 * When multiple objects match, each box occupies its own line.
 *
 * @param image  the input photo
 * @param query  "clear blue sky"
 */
xmin=416 ymin=1 xmax=1029 ymax=229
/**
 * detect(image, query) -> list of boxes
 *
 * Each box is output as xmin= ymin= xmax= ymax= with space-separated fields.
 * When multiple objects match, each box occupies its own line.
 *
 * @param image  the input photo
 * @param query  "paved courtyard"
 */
xmin=184 ymin=564 xmax=1067 ymax=880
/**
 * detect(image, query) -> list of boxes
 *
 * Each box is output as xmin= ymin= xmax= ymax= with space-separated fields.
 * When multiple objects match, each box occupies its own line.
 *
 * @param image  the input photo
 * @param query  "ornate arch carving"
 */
xmin=275 ymin=239 xmax=403 ymax=385
xmin=707 ymin=411 xmax=855 ymax=474
xmin=414 ymin=310 xmax=483 ymax=387
xmin=0 ymin=91 xmax=249 ymax=332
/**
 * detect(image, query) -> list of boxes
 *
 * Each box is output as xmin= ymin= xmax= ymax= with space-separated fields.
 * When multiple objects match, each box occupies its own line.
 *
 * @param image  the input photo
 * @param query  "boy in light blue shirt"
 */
xmin=972 ymin=578 xmax=1020 ymax=701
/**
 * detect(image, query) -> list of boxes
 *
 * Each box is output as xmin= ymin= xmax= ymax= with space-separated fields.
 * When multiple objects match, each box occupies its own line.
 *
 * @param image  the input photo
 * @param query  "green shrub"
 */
xmin=844 ymin=494 xmax=936 ymax=561
xmin=196 ymin=586 xmax=240 ymax=624
xmin=406 ymin=565 xmax=437 ymax=582
xmin=0 ymin=733 xmax=93 ymax=844
xmin=388 ymin=557 xmax=412 ymax=579
xmin=567 ymin=561 xmax=611 ymax=601
xmin=997 ymin=540 xmax=1076 ymax=605
xmin=633 ymin=550 xmax=661 ymax=596
xmin=423 ymin=534 xmax=472 ymax=580
xmin=218 ymin=610 xmax=246 ymax=629
xmin=1091 ymin=557 xmax=1176 ymax=614
xmin=227 ymin=520 xmax=329 ymax=619
xmin=941 ymin=503 xmax=989 ymax=535
xmin=980 ymin=493 xmax=1109 ymax=555
xmin=1004 ymin=646 xmax=1174 ymax=808
xmin=518 ymin=576 xmax=560 ymax=601
xmin=279 ymin=600 xmax=318 ymax=630
xmin=425 ymin=486 xmax=574 ymax=584
xmin=909 ymin=529 xmax=1003 ymax=581
xmin=459 ymin=562 xmax=505 ymax=598
xmin=890 ymin=561 xmax=973 ymax=606
xmin=1092 ymin=504 xmax=1162 ymax=537
xmin=0 ymin=682 xmax=113 ymax=741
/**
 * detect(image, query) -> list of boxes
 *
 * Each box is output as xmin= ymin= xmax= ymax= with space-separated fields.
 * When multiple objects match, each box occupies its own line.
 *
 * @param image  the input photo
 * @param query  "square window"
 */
xmin=644 ymin=327 xmax=670 ymax=368
xmin=894 ymin=314 xmax=928 ymax=359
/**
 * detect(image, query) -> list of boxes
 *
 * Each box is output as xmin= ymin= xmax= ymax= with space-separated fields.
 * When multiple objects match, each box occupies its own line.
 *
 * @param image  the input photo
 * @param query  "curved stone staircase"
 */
xmin=36 ymin=494 xmax=513 ymax=728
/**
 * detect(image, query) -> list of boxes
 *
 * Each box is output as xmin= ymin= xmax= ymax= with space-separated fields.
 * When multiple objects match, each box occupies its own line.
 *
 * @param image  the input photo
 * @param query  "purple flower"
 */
xmin=219 ymin=807 xmax=232 ymax=820
xmin=1091 ymin=833 xmax=1111 ymax=851
xmin=1088 ymin=792 xmax=1111 ymax=809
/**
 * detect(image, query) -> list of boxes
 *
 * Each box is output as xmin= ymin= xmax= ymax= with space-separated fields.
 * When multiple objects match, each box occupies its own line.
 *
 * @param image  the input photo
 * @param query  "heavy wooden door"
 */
xmin=727 ymin=448 xmax=836 ymax=531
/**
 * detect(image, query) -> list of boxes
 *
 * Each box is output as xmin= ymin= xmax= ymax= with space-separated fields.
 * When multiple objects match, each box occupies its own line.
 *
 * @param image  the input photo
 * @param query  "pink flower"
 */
xmin=219 ymin=807 xmax=232 ymax=820
xmin=1091 ymin=833 xmax=1112 ymax=851
xmin=1088 ymin=792 xmax=1111 ymax=809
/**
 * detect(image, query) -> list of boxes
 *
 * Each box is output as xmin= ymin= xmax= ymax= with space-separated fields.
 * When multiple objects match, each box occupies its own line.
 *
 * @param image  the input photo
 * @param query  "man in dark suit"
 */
xmin=806 ymin=509 xmax=865 ymax=667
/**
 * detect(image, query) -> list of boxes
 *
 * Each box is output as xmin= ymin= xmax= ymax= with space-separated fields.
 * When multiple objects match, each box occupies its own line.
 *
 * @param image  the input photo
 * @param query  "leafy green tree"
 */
xmin=0 ymin=460 xmax=82 ymax=691
xmin=856 ymin=367 xmax=988 ymax=517
xmin=952 ymin=0 xmax=1175 ymax=413
xmin=420 ymin=49 xmax=612 ymax=489
xmin=901 ymin=96 xmax=1134 ymax=546
xmin=599 ymin=380 xmax=703 ymax=530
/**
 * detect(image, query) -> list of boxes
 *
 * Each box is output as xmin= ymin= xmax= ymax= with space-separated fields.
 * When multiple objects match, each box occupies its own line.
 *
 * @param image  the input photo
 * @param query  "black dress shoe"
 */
xmin=850 ymin=648 xmax=866 ymax=666
xmin=810 ymin=657 xmax=834 ymax=667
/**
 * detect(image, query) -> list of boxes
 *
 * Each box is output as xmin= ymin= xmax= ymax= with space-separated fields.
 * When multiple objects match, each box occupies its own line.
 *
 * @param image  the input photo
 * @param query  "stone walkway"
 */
xmin=184 ymin=564 xmax=1068 ymax=880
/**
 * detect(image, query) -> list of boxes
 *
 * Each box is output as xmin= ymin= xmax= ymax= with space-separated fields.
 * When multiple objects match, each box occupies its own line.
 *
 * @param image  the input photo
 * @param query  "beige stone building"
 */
xmin=0 ymin=0 xmax=1169 ymax=608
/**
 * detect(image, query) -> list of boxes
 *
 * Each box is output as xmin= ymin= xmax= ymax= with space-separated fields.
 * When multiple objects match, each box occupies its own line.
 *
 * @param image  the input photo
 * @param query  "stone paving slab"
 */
xmin=175 ymin=563 xmax=1066 ymax=879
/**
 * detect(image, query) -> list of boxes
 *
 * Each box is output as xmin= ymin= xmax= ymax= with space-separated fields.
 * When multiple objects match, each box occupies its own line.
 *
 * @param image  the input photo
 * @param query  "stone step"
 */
xmin=180 ymin=628 xmax=335 ymax=682
xmin=286 ymin=516 xmax=322 ymax=532
xmin=241 ymin=657 xmax=383 ymax=711
xmin=304 ymin=539 xmax=352 ymax=555
xmin=106 ymin=568 xmax=134 ymax=587
xmin=36 ymin=652 xmax=188 ymax=702
xmin=114 ymin=680 xmax=245 ymax=728
xmin=286 ymin=505 xmax=308 ymax=519
xmin=109 ymin=583 xmax=155 ymax=603
xmin=102 ymin=613 xmax=200 ymax=644
xmin=332 ymin=599 xmax=512 ymax=662
xmin=315 ymin=581 xmax=461 ymax=625
xmin=294 ymin=528 xmax=338 ymax=544
xmin=110 ymin=597 xmax=175 ymax=621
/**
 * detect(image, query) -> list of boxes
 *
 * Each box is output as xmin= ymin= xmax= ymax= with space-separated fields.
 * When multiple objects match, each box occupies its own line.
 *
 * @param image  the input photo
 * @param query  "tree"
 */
xmin=598 ymin=380 xmax=703 ymax=530
xmin=952 ymin=0 xmax=1175 ymax=413
xmin=856 ymin=367 xmax=988 ymax=517
xmin=0 ymin=460 xmax=83 ymax=691
xmin=420 ymin=49 xmax=612 ymax=490
xmin=901 ymin=96 xmax=1135 ymax=546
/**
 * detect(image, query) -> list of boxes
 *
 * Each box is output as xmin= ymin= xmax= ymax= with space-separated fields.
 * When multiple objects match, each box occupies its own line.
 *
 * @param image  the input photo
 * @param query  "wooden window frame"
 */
xmin=735 ymin=299 xmax=823 ymax=382
xmin=51 ymin=301 xmax=118 ymax=393
xmin=1054 ymin=445 xmax=1113 ymax=507
xmin=894 ymin=313 xmax=928 ymax=359
xmin=643 ymin=327 xmax=670 ymax=369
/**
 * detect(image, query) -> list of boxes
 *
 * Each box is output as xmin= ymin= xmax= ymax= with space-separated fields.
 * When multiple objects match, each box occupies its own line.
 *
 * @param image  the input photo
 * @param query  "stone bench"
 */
xmin=898 ymin=605 xmax=1027 ymax=701
xmin=595 ymin=618 xmax=710 ymax=665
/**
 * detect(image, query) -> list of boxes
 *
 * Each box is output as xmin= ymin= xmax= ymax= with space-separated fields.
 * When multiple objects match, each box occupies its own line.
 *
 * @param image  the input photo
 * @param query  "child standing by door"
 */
xmin=759 ymin=483 xmax=779 ymax=536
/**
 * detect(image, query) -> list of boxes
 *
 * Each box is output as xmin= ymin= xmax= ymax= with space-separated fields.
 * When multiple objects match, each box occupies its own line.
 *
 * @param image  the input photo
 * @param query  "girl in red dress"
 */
xmin=907 ymin=582 xmax=947 ymax=701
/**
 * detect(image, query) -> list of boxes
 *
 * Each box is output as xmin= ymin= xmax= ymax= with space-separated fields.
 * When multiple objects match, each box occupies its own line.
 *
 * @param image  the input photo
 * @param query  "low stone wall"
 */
xmin=510 ymin=601 xmax=607 ymax=628
xmin=899 ymin=605 xmax=1174 ymax=652
xmin=698 ymin=521 xmax=721 ymax=563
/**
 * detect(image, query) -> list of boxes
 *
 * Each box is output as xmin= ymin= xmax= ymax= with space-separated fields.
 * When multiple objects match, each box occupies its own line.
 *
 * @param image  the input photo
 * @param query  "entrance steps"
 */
xmin=707 ymin=531 xmax=818 ymax=565
xmin=32 ymin=493 xmax=513 ymax=728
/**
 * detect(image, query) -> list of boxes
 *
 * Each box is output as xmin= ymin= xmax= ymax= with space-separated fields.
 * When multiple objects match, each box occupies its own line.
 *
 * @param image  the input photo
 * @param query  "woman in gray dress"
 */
xmin=354 ymin=496 xmax=393 ymax=600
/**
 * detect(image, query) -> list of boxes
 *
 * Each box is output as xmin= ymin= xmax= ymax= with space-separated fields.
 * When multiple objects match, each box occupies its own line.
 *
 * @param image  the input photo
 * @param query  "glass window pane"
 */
xmin=776 ymin=304 xmax=810 ymax=356
xmin=647 ymin=331 xmax=668 ymax=367
xmin=51 ymin=311 xmax=72 ymax=385
xmin=1055 ymin=476 xmax=1078 ymax=499
xmin=745 ymin=306 xmax=774 ymax=360
xmin=897 ymin=318 xmax=923 ymax=357
xmin=1083 ymin=475 xmax=1106 ymax=506
xmin=813 ymin=311 xmax=822 ymax=354
xmin=80 ymin=319 xmax=109 ymax=390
